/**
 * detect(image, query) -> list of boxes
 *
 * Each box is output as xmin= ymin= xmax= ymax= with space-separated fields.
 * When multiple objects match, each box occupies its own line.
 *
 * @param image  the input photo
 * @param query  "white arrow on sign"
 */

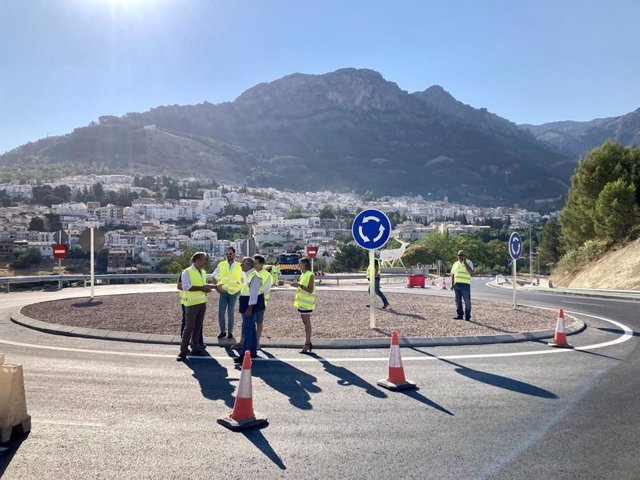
xmin=362 ymin=216 xmax=380 ymax=223
xmin=373 ymin=225 xmax=386 ymax=242
xmin=512 ymin=241 xmax=521 ymax=255
xmin=358 ymin=226 xmax=371 ymax=242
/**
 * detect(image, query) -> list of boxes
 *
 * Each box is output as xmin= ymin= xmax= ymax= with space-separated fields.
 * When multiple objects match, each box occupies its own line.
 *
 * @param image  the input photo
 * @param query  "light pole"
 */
xmin=529 ymin=225 xmax=533 ymax=283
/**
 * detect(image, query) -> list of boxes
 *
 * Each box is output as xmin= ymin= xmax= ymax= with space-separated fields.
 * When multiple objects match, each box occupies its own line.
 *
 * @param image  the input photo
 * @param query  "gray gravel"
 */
xmin=21 ymin=287 xmax=563 ymax=339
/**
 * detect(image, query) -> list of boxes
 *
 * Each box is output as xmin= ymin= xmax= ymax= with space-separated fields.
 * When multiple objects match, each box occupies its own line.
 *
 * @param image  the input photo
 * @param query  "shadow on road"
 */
xmin=241 ymin=423 xmax=286 ymax=470
xmin=185 ymin=350 xmax=235 ymax=408
xmin=410 ymin=347 xmax=558 ymax=399
xmin=253 ymin=350 xmax=321 ymax=410
xmin=398 ymin=389 xmax=454 ymax=416
xmin=466 ymin=319 xmax=513 ymax=333
xmin=0 ymin=431 xmax=29 ymax=477
xmin=383 ymin=307 xmax=426 ymax=321
xmin=306 ymin=353 xmax=387 ymax=399
xmin=597 ymin=327 xmax=639 ymax=337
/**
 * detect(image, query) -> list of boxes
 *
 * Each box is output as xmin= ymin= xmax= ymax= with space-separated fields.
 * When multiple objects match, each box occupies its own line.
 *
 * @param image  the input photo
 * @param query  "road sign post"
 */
xmin=509 ymin=232 xmax=523 ymax=309
xmin=53 ymin=237 xmax=68 ymax=290
xmin=351 ymin=209 xmax=391 ymax=329
xmin=306 ymin=246 xmax=318 ymax=273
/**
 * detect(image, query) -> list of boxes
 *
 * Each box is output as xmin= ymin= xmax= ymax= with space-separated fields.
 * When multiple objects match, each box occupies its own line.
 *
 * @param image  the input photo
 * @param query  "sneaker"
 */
xmin=176 ymin=353 xmax=187 ymax=362
xmin=453 ymin=317 xmax=463 ymax=320
xmin=233 ymin=356 xmax=243 ymax=364
xmin=382 ymin=304 xmax=389 ymax=310
xmin=227 ymin=333 xmax=234 ymax=340
xmin=189 ymin=350 xmax=206 ymax=356
xmin=217 ymin=332 xmax=226 ymax=339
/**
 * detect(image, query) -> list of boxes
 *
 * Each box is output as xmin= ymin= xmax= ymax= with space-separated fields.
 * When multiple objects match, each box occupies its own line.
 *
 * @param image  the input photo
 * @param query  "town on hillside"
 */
xmin=0 ymin=174 xmax=547 ymax=274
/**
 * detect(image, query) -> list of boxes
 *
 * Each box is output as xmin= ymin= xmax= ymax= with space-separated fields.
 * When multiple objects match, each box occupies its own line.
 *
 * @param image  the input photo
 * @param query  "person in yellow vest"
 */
xmin=176 ymin=259 xmax=203 ymax=349
xmin=231 ymin=254 xmax=272 ymax=350
xmin=233 ymin=257 xmax=264 ymax=364
xmin=366 ymin=257 xmax=389 ymax=309
xmin=211 ymin=246 xmax=242 ymax=340
xmin=177 ymin=252 xmax=213 ymax=361
xmin=291 ymin=257 xmax=316 ymax=354
xmin=271 ymin=261 xmax=280 ymax=286
xmin=450 ymin=249 xmax=474 ymax=321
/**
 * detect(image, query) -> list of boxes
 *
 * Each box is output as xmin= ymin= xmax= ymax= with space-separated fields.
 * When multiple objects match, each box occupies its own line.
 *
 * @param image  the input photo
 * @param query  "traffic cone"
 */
xmin=217 ymin=351 xmax=268 ymax=431
xmin=548 ymin=309 xmax=573 ymax=348
xmin=377 ymin=331 xmax=417 ymax=391
xmin=441 ymin=277 xmax=447 ymax=290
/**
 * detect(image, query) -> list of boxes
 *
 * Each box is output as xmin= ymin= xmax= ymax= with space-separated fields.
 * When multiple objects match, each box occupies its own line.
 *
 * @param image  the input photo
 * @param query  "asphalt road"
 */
xmin=0 ymin=279 xmax=638 ymax=480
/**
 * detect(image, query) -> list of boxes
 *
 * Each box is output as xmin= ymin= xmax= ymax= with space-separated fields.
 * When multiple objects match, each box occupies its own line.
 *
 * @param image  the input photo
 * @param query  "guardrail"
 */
xmin=0 ymin=272 xmax=410 ymax=292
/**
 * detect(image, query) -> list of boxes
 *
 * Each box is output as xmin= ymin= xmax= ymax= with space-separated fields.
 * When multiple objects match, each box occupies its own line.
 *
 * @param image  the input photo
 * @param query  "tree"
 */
xmin=319 ymin=206 xmax=335 ymax=219
xmin=560 ymin=142 xmax=640 ymax=250
xmin=329 ymin=243 xmax=368 ymax=272
xmin=12 ymin=248 xmax=42 ymax=269
xmin=593 ymin=179 xmax=639 ymax=244
xmin=29 ymin=216 xmax=46 ymax=232
xmin=538 ymin=219 xmax=562 ymax=272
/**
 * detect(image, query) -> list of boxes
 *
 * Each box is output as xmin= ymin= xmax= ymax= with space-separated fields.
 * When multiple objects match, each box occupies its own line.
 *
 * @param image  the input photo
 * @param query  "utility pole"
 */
xmin=529 ymin=224 xmax=533 ymax=283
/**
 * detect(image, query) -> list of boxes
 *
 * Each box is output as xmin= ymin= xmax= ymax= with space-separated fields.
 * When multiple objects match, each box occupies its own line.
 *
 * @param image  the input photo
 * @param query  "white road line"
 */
xmin=32 ymin=419 xmax=107 ymax=428
xmin=0 ymin=310 xmax=633 ymax=363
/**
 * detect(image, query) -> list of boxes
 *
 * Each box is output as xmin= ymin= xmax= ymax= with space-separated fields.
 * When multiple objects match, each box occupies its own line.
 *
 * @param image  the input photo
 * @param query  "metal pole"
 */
xmin=512 ymin=258 xmax=517 ymax=309
xmin=529 ymin=225 xmax=533 ymax=283
xmin=369 ymin=249 xmax=376 ymax=329
xmin=90 ymin=227 xmax=95 ymax=300
xmin=58 ymin=230 xmax=62 ymax=290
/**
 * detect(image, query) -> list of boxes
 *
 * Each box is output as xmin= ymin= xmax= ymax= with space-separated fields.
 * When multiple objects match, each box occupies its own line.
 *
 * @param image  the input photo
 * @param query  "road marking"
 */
xmin=33 ymin=419 xmax=107 ymax=428
xmin=0 ymin=310 xmax=633 ymax=363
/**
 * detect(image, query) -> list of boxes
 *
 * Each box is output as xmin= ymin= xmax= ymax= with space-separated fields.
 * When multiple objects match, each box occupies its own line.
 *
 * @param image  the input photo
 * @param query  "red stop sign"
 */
xmin=52 ymin=244 xmax=68 ymax=259
xmin=306 ymin=246 xmax=318 ymax=259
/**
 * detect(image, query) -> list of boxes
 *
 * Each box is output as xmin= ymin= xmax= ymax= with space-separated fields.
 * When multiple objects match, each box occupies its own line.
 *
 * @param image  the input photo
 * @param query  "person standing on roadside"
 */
xmin=231 ymin=255 xmax=272 ymax=350
xmin=234 ymin=257 xmax=264 ymax=364
xmin=177 ymin=252 xmax=213 ymax=361
xmin=271 ymin=260 xmax=280 ymax=286
xmin=366 ymin=257 xmax=389 ymax=309
xmin=451 ymin=249 xmax=474 ymax=321
xmin=177 ymin=258 xmax=206 ymax=350
xmin=211 ymin=246 xmax=242 ymax=340
xmin=292 ymin=257 xmax=316 ymax=354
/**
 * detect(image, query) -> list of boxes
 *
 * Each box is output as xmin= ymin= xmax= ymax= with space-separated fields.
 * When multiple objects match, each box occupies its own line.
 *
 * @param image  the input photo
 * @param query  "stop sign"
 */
xmin=52 ymin=244 xmax=68 ymax=259
xmin=306 ymin=246 xmax=318 ymax=259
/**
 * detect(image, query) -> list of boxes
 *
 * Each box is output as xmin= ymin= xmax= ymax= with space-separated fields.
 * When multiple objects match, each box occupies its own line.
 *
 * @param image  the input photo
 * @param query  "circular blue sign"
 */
xmin=509 ymin=232 xmax=523 ymax=260
xmin=351 ymin=209 xmax=391 ymax=250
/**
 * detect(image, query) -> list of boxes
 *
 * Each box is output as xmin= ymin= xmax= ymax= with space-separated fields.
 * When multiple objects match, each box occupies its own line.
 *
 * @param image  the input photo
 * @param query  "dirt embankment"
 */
xmin=552 ymin=238 xmax=640 ymax=290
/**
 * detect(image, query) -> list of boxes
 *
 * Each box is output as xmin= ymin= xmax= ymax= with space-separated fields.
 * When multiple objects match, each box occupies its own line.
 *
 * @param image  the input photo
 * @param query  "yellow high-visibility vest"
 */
xmin=293 ymin=271 xmax=316 ymax=311
xmin=258 ymin=269 xmax=271 ymax=304
xmin=452 ymin=261 xmax=471 ymax=284
xmin=182 ymin=266 xmax=208 ymax=306
xmin=217 ymin=260 xmax=242 ymax=295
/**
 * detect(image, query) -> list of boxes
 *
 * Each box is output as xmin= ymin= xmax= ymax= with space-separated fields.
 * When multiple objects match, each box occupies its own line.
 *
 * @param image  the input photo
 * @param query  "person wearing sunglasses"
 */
xmin=450 ymin=250 xmax=474 ymax=321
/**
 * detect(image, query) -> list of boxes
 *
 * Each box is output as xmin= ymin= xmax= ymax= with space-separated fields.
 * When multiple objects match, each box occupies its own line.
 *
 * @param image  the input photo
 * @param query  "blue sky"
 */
xmin=1 ymin=0 xmax=639 ymax=154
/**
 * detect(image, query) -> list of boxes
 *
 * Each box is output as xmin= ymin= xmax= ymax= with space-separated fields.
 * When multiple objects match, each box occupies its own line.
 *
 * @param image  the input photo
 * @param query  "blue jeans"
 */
xmin=368 ymin=277 xmax=389 ymax=306
xmin=454 ymin=283 xmax=471 ymax=320
xmin=180 ymin=304 xmax=204 ymax=346
xmin=241 ymin=311 xmax=257 ymax=357
xmin=218 ymin=292 xmax=238 ymax=334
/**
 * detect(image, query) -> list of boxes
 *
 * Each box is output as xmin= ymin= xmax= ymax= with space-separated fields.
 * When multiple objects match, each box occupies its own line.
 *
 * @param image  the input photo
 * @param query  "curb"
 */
xmin=10 ymin=309 xmax=586 ymax=350
xmin=487 ymin=281 xmax=640 ymax=302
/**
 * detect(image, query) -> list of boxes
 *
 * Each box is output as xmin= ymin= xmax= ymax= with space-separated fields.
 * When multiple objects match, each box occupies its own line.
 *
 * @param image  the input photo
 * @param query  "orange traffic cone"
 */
xmin=218 ymin=351 xmax=268 ymax=431
xmin=441 ymin=277 xmax=447 ymax=290
xmin=377 ymin=331 xmax=417 ymax=391
xmin=548 ymin=308 xmax=573 ymax=348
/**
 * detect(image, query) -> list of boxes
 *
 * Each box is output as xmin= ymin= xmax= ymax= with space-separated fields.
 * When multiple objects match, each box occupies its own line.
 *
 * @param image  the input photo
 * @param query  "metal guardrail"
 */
xmin=0 ymin=272 xmax=410 ymax=292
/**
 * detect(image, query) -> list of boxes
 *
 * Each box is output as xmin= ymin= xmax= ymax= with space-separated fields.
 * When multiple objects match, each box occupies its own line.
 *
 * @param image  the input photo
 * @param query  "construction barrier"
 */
xmin=0 ymin=362 xmax=31 ymax=443
xmin=377 ymin=331 xmax=417 ymax=391
xmin=441 ymin=277 xmax=448 ymax=290
xmin=406 ymin=274 xmax=425 ymax=288
xmin=218 ymin=351 xmax=268 ymax=431
xmin=548 ymin=308 xmax=573 ymax=348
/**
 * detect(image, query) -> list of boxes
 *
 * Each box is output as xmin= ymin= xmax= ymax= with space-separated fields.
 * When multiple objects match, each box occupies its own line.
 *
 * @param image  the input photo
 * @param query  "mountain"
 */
xmin=0 ymin=68 xmax=573 ymax=208
xmin=521 ymin=108 xmax=640 ymax=158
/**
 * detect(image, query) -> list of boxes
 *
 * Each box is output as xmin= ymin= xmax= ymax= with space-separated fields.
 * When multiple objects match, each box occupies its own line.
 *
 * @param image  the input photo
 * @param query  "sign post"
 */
xmin=509 ymin=232 xmax=523 ymax=309
xmin=80 ymin=228 xmax=105 ymax=300
xmin=351 ymin=209 xmax=391 ymax=328
xmin=306 ymin=246 xmax=318 ymax=273
xmin=52 ymin=237 xmax=68 ymax=290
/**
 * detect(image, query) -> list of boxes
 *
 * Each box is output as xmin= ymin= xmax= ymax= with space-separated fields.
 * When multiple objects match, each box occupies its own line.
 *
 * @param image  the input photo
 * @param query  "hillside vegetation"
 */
xmin=552 ymin=238 xmax=640 ymax=289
